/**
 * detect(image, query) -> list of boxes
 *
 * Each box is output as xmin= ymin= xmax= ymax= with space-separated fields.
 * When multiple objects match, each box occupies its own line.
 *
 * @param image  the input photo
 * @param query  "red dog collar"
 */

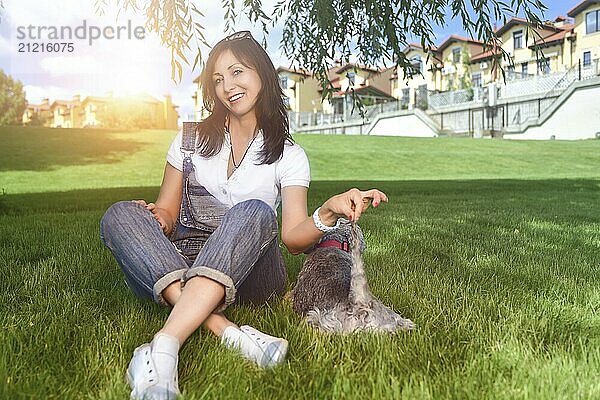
xmin=315 ymin=239 xmax=350 ymax=252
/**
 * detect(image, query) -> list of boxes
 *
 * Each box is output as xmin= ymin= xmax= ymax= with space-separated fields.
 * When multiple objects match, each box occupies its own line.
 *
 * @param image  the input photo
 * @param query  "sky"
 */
xmin=0 ymin=0 xmax=573 ymax=121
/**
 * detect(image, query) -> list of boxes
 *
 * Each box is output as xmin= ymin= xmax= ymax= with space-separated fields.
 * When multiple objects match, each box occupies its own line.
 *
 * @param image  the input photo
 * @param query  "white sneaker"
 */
xmin=222 ymin=325 xmax=288 ymax=368
xmin=126 ymin=334 xmax=180 ymax=400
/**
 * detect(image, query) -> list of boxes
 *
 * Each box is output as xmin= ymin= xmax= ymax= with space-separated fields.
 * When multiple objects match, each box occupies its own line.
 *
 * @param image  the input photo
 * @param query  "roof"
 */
xmin=567 ymin=0 xmax=600 ymax=17
xmin=530 ymin=24 xmax=575 ymax=48
xmin=436 ymin=35 xmax=484 ymax=53
xmin=81 ymin=96 xmax=109 ymax=104
xmin=50 ymin=100 xmax=77 ymax=108
xmin=494 ymin=17 xmax=560 ymax=37
xmin=401 ymin=42 xmax=439 ymax=54
xmin=470 ymin=48 xmax=502 ymax=63
xmin=333 ymin=85 xmax=396 ymax=99
xmin=317 ymin=76 xmax=342 ymax=92
xmin=335 ymin=63 xmax=379 ymax=74
xmin=27 ymin=103 xmax=50 ymax=109
xmin=276 ymin=66 xmax=312 ymax=77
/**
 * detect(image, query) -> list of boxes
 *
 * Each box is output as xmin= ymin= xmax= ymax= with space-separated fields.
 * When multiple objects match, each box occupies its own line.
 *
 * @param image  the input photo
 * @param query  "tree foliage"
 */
xmin=106 ymin=0 xmax=544 ymax=102
xmin=0 ymin=70 xmax=27 ymax=126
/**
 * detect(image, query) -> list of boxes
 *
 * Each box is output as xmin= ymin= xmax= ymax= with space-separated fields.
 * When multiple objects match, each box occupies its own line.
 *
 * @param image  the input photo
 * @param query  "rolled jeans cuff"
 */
xmin=153 ymin=268 xmax=187 ymax=305
xmin=183 ymin=266 xmax=236 ymax=313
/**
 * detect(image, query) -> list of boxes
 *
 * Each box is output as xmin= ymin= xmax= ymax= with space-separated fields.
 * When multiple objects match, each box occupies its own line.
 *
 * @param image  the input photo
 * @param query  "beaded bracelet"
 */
xmin=312 ymin=207 xmax=342 ymax=233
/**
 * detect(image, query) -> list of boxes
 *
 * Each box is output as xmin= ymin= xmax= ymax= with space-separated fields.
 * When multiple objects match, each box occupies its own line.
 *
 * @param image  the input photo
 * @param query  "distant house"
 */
xmin=470 ymin=17 xmax=575 ymax=83
xmin=319 ymin=63 xmax=396 ymax=115
xmin=50 ymin=95 xmax=86 ymax=128
xmin=568 ymin=0 xmax=600 ymax=70
xmin=435 ymin=35 xmax=486 ymax=91
xmin=80 ymin=96 xmax=109 ymax=127
xmin=393 ymin=43 xmax=443 ymax=108
xmin=22 ymin=98 xmax=51 ymax=126
xmin=276 ymin=66 xmax=322 ymax=113
xmin=23 ymin=93 xmax=179 ymax=129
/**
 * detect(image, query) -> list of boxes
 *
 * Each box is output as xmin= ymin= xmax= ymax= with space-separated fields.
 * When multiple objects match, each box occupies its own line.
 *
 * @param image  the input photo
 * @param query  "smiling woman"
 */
xmin=99 ymin=30 xmax=388 ymax=400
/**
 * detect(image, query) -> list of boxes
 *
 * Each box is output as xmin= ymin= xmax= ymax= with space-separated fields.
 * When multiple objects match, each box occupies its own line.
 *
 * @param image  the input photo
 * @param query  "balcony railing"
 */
xmin=288 ymin=58 xmax=599 ymax=133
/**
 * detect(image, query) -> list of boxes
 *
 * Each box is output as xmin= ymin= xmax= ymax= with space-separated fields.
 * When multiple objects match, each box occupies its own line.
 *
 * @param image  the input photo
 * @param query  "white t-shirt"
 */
xmin=166 ymin=130 xmax=310 ymax=212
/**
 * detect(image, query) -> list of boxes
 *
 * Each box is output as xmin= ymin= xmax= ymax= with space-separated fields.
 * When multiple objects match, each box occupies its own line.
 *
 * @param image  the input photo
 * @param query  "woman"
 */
xmin=100 ymin=31 xmax=387 ymax=400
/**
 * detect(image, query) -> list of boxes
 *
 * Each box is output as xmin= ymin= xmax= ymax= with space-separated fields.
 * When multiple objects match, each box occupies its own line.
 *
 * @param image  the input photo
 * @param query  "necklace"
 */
xmin=227 ymin=121 xmax=258 ymax=169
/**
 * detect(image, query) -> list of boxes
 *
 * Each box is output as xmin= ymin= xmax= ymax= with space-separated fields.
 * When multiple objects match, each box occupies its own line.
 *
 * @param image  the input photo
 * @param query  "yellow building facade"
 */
xmin=25 ymin=94 xmax=178 ymax=129
xmin=393 ymin=44 xmax=443 ymax=108
xmin=568 ymin=0 xmax=600 ymax=70
xmin=391 ymin=1 xmax=600 ymax=99
xmin=320 ymin=63 xmax=395 ymax=115
xmin=272 ymin=63 xmax=395 ymax=115
xmin=468 ymin=18 xmax=574 ymax=86
xmin=276 ymin=67 xmax=323 ymax=113
xmin=22 ymin=98 xmax=51 ymax=126
xmin=436 ymin=36 xmax=486 ymax=91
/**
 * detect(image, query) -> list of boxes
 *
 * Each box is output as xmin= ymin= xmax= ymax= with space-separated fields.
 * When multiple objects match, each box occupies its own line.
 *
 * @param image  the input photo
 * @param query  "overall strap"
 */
xmin=181 ymin=122 xmax=200 ymax=155
xmin=181 ymin=122 xmax=200 ymax=179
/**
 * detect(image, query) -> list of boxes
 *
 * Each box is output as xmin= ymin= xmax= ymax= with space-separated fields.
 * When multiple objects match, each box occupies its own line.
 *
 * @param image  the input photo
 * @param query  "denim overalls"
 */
xmin=100 ymin=122 xmax=288 ymax=310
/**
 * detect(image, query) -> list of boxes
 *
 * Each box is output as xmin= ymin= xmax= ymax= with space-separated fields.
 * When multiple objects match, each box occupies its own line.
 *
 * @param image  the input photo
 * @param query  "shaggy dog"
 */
xmin=290 ymin=221 xmax=415 ymax=333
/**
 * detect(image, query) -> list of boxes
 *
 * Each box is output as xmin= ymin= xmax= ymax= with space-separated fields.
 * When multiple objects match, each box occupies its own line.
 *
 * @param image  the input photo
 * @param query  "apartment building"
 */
xmin=24 ymin=93 xmax=179 ymax=129
xmin=436 ymin=35 xmax=486 ymax=91
xmin=468 ymin=18 xmax=573 ymax=86
xmin=189 ymin=0 xmax=600 ymax=121
xmin=22 ymin=98 xmax=51 ymax=126
xmin=389 ymin=0 xmax=598 ymax=101
xmin=318 ymin=63 xmax=395 ymax=115
xmin=568 ymin=0 xmax=600 ymax=70
xmin=276 ymin=66 xmax=322 ymax=113
xmin=393 ymin=43 xmax=443 ymax=109
xmin=272 ymin=63 xmax=395 ymax=115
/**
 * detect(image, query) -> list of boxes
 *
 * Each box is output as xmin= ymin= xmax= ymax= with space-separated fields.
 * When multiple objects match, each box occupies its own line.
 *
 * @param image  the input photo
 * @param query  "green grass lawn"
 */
xmin=1 ymin=127 xmax=600 ymax=399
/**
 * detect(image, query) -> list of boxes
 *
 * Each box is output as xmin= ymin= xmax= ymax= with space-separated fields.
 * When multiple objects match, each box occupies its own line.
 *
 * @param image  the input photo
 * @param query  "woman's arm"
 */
xmin=281 ymin=186 xmax=388 ymax=255
xmin=135 ymin=163 xmax=183 ymax=235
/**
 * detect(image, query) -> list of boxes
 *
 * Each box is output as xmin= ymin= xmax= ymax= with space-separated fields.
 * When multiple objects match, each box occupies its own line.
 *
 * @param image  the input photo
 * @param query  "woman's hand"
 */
xmin=132 ymin=199 xmax=175 ymax=235
xmin=320 ymin=188 xmax=388 ymax=224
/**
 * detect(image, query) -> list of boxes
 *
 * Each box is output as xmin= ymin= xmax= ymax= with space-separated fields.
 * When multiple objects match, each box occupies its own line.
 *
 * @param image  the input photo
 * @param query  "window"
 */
xmin=472 ymin=72 xmax=482 ymax=87
xmin=347 ymin=71 xmax=356 ymax=86
xmin=583 ymin=51 xmax=592 ymax=67
xmin=537 ymin=58 xmax=550 ymax=74
xmin=410 ymin=56 xmax=423 ymax=74
xmin=513 ymin=30 xmax=523 ymax=49
xmin=586 ymin=10 xmax=599 ymax=34
xmin=452 ymin=48 xmax=461 ymax=63
xmin=507 ymin=64 xmax=515 ymax=78
xmin=521 ymin=62 xmax=528 ymax=77
xmin=401 ymin=88 xmax=410 ymax=104
xmin=278 ymin=75 xmax=288 ymax=89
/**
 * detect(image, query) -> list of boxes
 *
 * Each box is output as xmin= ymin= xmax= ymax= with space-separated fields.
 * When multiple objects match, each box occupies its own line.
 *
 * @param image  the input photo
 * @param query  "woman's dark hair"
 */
xmin=196 ymin=32 xmax=291 ymax=164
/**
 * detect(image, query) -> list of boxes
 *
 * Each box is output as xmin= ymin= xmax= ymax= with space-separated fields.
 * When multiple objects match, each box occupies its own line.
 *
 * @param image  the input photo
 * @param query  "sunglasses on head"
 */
xmin=213 ymin=31 xmax=254 ymax=48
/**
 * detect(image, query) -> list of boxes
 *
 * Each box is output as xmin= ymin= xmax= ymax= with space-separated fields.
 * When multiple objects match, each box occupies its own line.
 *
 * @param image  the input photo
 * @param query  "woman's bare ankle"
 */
xmin=203 ymin=313 xmax=237 ymax=337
